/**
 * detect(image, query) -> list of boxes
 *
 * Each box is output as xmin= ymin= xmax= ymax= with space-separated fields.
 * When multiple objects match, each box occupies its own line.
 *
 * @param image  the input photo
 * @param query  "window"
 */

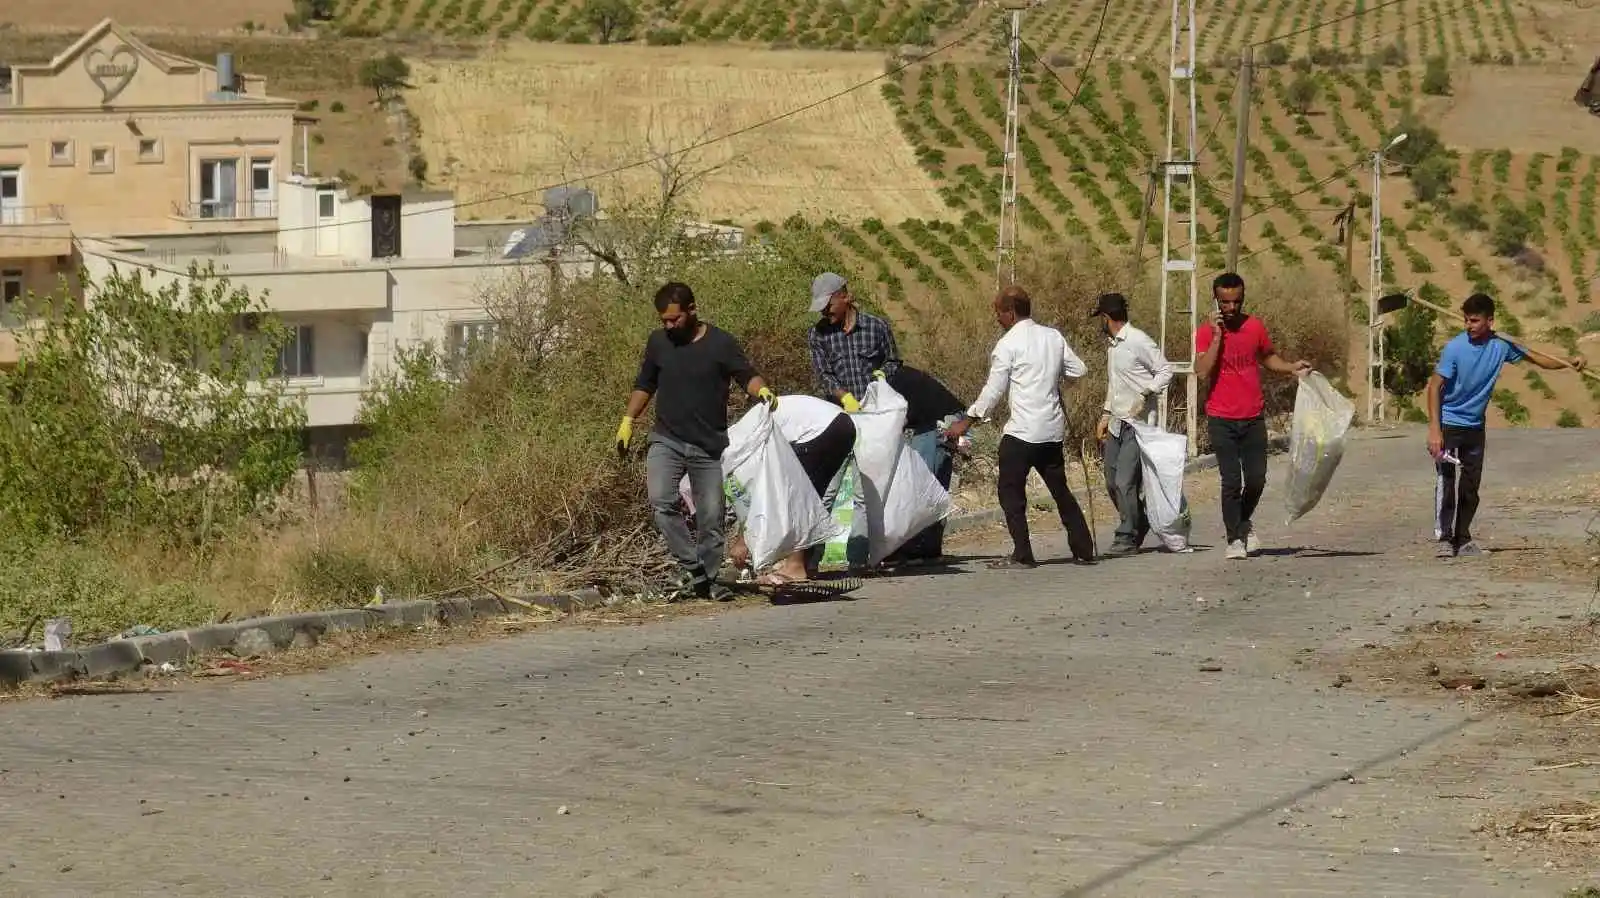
xmin=1 ymin=270 xmax=23 ymax=326
xmin=0 ymin=167 xmax=20 ymax=225
xmin=449 ymin=321 xmax=496 ymax=364
xmin=274 ymin=324 xmax=315 ymax=378
xmin=249 ymin=159 xmax=274 ymax=216
xmin=137 ymin=138 xmax=161 ymax=162
xmin=49 ymin=140 xmax=73 ymax=165
xmin=197 ymin=159 xmax=238 ymax=218
xmin=89 ymin=146 xmax=114 ymax=173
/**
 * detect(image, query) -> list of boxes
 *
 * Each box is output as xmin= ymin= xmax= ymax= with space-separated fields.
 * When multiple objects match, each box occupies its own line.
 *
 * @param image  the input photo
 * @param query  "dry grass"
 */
xmin=407 ymin=43 xmax=946 ymax=223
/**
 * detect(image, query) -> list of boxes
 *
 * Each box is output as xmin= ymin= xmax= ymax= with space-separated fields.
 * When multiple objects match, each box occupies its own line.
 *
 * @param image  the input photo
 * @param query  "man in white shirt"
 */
xmin=1091 ymin=292 xmax=1174 ymax=556
xmin=966 ymin=286 xmax=1097 ymax=569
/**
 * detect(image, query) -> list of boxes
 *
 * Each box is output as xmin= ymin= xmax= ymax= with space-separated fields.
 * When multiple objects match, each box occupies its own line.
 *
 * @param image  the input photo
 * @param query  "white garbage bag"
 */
xmin=716 ymin=405 xmax=844 ymax=570
xmin=854 ymin=381 xmax=953 ymax=563
xmin=1128 ymin=421 xmax=1193 ymax=552
xmin=1284 ymin=371 xmax=1355 ymax=525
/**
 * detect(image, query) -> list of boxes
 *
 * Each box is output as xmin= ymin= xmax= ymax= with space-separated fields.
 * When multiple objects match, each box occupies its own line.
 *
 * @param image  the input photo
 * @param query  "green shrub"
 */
xmin=0 ymin=266 xmax=303 ymax=542
xmin=1556 ymin=409 xmax=1583 ymax=428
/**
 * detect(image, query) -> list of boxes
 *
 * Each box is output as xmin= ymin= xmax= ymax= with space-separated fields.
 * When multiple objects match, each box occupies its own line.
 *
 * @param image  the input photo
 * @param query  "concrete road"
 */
xmin=1 ymin=426 xmax=1594 ymax=897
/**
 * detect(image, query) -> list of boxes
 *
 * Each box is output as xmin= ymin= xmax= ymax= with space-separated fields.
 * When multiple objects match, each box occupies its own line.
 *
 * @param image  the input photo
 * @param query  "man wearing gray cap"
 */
xmin=806 ymin=272 xmax=901 ymax=412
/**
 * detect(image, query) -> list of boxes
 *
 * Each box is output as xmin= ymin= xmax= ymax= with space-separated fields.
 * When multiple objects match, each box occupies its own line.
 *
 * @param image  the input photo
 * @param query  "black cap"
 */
xmin=1088 ymin=292 xmax=1129 ymax=320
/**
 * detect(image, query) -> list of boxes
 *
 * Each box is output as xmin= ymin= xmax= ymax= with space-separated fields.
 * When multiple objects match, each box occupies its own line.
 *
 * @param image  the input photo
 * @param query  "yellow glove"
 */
xmin=872 ymin=369 xmax=886 ymax=381
xmin=757 ymin=386 xmax=777 ymax=410
xmin=841 ymin=393 xmax=861 ymax=413
xmin=615 ymin=416 xmax=633 ymax=456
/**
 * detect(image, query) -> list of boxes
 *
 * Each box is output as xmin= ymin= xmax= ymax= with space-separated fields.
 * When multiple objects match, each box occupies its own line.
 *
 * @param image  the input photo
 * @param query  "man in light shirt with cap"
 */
xmin=1090 ymin=292 xmax=1174 ymax=557
xmin=806 ymin=272 xmax=901 ymax=412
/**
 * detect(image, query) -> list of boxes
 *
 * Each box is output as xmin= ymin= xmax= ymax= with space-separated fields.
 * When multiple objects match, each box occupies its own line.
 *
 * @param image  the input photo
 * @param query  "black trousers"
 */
xmin=1207 ymin=415 xmax=1268 ymax=544
xmin=997 ymin=435 xmax=1096 ymax=563
xmin=792 ymin=414 xmax=856 ymax=498
xmin=1435 ymin=424 xmax=1486 ymax=545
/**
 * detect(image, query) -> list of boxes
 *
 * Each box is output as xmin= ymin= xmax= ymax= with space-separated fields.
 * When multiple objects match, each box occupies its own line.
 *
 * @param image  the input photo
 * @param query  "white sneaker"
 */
xmin=1244 ymin=525 xmax=1261 ymax=556
xmin=1225 ymin=540 xmax=1248 ymax=560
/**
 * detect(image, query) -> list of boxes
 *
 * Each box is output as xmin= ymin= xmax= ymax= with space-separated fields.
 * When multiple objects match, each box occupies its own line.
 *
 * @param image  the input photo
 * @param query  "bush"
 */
xmin=1557 ymin=409 xmax=1583 ymax=428
xmin=1491 ymin=203 xmax=1535 ymax=256
xmin=1259 ymin=43 xmax=1291 ymax=66
xmin=1286 ymin=73 xmax=1320 ymax=114
xmin=0 ymin=266 xmax=303 ymax=542
xmin=1421 ymin=56 xmax=1452 ymax=96
xmin=646 ymin=27 xmax=684 ymax=45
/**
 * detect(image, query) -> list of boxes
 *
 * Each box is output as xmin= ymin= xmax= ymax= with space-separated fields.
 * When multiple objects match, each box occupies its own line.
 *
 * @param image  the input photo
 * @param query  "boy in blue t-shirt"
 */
xmin=1425 ymin=293 xmax=1588 ymax=558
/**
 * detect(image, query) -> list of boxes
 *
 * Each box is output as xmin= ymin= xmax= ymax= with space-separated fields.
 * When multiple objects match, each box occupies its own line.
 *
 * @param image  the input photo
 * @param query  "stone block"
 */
xmin=129 ymin=632 xmax=194 ymax=667
xmin=78 ymin=641 xmax=144 ymax=679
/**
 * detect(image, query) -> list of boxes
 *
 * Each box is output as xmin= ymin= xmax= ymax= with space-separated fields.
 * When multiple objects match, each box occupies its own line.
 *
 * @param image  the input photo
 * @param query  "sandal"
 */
xmin=757 ymin=571 xmax=805 ymax=587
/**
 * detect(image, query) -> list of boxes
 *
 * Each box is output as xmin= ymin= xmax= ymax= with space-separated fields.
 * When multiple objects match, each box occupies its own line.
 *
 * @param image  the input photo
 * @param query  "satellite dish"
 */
xmin=500 ymin=228 xmax=527 ymax=258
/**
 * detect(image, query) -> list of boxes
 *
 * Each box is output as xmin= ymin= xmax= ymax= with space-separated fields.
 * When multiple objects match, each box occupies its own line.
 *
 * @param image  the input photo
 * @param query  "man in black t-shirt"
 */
xmin=618 ymin=282 xmax=775 ymax=601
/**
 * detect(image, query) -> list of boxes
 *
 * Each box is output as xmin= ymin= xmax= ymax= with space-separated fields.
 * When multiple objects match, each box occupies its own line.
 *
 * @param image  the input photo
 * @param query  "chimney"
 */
xmin=216 ymin=53 xmax=235 ymax=96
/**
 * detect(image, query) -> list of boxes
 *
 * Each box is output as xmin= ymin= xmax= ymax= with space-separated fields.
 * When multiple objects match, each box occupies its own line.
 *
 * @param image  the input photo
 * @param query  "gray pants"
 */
xmin=647 ymin=434 xmax=725 ymax=584
xmin=1103 ymin=425 xmax=1149 ymax=546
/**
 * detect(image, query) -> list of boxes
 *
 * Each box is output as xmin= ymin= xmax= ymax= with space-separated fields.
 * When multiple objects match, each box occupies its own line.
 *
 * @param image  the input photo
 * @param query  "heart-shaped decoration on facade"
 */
xmin=84 ymin=45 xmax=140 ymax=105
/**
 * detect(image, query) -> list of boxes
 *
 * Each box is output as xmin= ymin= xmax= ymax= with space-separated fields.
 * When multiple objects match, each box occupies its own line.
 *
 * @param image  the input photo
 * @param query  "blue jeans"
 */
xmin=898 ymin=429 xmax=954 ymax=559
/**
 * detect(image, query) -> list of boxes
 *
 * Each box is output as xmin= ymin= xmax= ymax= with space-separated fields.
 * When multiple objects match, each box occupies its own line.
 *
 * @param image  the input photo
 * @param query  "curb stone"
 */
xmin=0 ymin=590 xmax=604 ymax=688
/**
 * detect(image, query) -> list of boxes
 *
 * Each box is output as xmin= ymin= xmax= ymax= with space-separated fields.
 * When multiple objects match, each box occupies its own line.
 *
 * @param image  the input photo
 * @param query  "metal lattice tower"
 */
xmin=994 ymin=1 xmax=1032 ymax=288
xmin=1157 ymin=0 xmax=1200 ymax=451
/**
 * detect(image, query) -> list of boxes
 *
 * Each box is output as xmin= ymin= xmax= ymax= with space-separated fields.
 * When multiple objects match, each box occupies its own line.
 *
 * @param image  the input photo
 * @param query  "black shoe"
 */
xmin=989 ymin=555 xmax=1038 ymax=570
xmin=1072 ymin=556 xmax=1099 ymax=566
xmin=1104 ymin=542 xmax=1138 ymax=557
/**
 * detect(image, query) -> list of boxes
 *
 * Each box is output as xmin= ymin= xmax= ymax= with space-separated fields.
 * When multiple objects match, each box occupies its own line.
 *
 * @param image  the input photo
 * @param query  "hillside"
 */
xmin=2 ymin=0 xmax=1597 ymax=425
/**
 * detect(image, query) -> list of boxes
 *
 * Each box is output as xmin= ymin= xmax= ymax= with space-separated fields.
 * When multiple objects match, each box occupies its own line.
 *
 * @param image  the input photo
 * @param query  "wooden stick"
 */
xmin=1402 ymin=292 xmax=1600 ymax=383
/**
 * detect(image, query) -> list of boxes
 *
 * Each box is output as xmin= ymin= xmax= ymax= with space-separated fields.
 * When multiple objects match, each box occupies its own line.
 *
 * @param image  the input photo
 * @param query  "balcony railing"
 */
xmin=0 ymin=204 xmax=68 ymax=227
xmin=172 ymin=200 xmax=278 ymax=221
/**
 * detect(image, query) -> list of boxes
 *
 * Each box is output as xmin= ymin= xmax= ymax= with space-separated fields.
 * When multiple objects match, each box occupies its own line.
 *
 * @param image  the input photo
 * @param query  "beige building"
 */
xmin=0 ymin=19 xmax=603 ymax=454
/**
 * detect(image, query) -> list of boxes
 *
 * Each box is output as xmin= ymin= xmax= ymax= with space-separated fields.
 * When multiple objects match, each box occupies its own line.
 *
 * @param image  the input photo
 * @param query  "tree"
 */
xmin=359 ymin=52 xmax=412 ymax=104
xmin=1410 ymin=154 xmax=1456 ymax=203
xmin=1421 ymin=56 xmax=1452 ymax=95
xmin=0 ymin=265 xmax=303 ymax=541
xmin=556 ymin=115 xmax=746 ymax=287
xmin=1285 ymin=73 xmax=1320 ymax=115
xmin=1382 ymin=286 xmax=1441 ymax=398
xmin=1259 ymin=43 xmax=1291 ymax=66
xmin=583 ymin=0 xmax=638 ymax=45
xmin=1491 ymin=202 xmax=1535 ymax=256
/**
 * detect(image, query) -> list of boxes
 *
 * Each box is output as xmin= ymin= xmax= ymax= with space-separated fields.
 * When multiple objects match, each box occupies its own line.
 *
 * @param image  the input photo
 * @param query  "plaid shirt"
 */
xmin=807 ymin=310 xmax=901 ymax=400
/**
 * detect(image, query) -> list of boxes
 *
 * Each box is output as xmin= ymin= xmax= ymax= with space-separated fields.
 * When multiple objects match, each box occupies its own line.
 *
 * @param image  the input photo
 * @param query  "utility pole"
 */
xmin=1225 ymin=46 xmax=1253 ymax=272
xmin=995 ymin=1 xmax=1037 ymax=288
xmin=1158 ymin=0 xmax=1199 ymax=451
xmin=1367 ymin=132 xmax=1408 ymax=425
xmin=1130 ymin=157 xmax=1158 ymax=284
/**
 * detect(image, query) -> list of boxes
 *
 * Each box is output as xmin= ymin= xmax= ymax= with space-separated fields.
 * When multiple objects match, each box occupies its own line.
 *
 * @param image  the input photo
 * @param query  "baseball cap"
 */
xmin=1088 ymin=292 xmax=1129 ymax=320
xmin=810 ymin=272 xmax=847 ymax=313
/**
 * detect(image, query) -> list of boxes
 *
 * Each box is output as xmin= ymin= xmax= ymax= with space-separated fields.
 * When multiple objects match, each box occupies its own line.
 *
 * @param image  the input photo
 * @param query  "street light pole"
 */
xmin=1368 ymin=132 xmax=1407 ymax=425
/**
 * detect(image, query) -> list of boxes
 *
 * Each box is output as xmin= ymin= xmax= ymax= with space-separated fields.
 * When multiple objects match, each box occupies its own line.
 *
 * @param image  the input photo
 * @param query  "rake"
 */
xmin=1375 ymin=291 xmax=1599 ymax=383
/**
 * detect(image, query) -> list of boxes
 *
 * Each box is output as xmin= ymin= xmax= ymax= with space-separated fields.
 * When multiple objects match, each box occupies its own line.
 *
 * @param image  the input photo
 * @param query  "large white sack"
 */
xmin=1284 ymin=371 xmax=1355 ymax=525
xmin=718 ymin=405 xmax=844 ymax=570
xmin=1128 ymin=421 xmax=1193 ymax=553
xmin=855 ymin=382 xmax=952 ymax=563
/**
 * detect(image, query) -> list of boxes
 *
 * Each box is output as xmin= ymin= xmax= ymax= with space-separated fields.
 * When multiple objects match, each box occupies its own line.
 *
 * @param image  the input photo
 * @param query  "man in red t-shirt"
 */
xmin=1194 ymin=273 xmax=1312 ymax=560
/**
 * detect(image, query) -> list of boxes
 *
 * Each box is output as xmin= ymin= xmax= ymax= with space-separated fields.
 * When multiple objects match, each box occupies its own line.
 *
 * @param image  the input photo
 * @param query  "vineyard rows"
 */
xmin=331 ymin=0 xmax=1544 ymax=62
xmin=786 ymin=49 xmax=1598 ymax=421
